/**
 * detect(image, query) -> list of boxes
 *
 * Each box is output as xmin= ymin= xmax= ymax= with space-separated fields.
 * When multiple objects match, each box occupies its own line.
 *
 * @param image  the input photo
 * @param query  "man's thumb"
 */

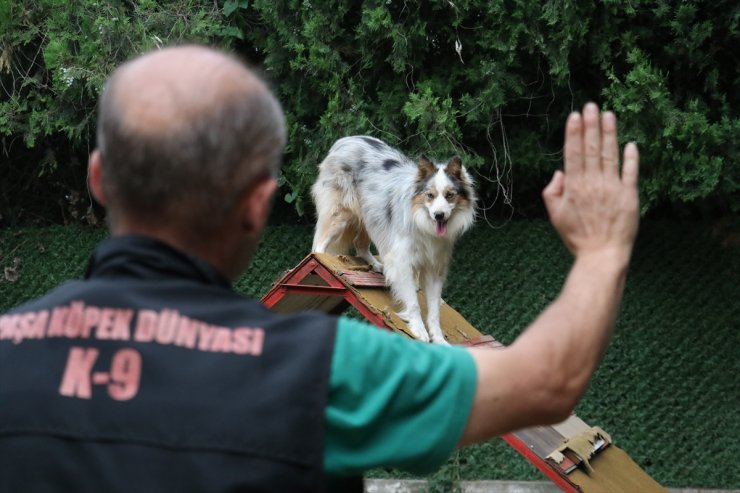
xmin=542 ymin=170 xmax=565 ymax=209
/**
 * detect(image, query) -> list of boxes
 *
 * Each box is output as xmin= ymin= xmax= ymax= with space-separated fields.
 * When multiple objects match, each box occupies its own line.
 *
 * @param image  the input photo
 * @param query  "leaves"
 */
xmin=223 ymin=0 xmax=248 ymax=17
xmin=240 ymin=0 xmax=739 ymax=216
xmin=1 ymin=0 xmax=738 ymax=225
xmin=0 ymin=1 xmax=238 ymax=226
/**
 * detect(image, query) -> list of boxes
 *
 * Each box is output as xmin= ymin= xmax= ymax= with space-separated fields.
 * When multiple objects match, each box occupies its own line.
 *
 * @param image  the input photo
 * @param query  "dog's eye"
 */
xmin=425 ymin=192 xmax=434 ymax=200
xmin=445 ymin=191 xmax=456 ymax=200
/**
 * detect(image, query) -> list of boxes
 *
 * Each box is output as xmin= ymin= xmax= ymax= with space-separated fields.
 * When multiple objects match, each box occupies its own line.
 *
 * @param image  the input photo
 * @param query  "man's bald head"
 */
xmin=96 ymin=45 xmax=285 ymax=237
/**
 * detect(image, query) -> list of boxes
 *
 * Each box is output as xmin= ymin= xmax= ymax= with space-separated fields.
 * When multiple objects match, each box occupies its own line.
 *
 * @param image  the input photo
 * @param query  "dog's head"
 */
xmin=413 ymin=155 xmax=476 ymax=239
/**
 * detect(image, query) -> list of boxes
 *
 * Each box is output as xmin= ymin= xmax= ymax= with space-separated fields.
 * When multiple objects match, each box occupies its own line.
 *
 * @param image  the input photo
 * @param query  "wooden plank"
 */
xmin=568 ymin=446 xmax=666 ymax=492
xmin=314 ymin=253 xmax=495 ymax=345
xmin=501 ymin=433 xmax=581 ymax=493
xmin=512 ymin=425 xmax=566 ymax=459
xmin=339 ymin=269 xmax=387 ymax=287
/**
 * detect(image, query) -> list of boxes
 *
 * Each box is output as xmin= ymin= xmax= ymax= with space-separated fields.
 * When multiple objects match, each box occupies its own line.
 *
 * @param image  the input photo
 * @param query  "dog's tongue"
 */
xmin=435 ymin=219 xmax=447 ymax=237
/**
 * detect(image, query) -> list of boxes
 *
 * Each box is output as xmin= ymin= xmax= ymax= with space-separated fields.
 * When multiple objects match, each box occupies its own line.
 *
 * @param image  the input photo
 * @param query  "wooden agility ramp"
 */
xmin=262 ymin=253 xmax=666 ymax=493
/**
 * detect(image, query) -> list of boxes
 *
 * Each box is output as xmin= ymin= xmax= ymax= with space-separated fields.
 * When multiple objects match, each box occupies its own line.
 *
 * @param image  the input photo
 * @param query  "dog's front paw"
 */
xmin=369 ymin=260 xmax=384 ymax=274
xmin=413 ymin=330 xmax=431 ymax=343
xmin=430 ymin=335 xmax=450 ymax=345
xmin=427 ymin=324 xmax=449 ymax=345
xmin=406 ymin=319 xmax=430 ymax=343
xmin=430 ymin=332 xmax=450 ymax=346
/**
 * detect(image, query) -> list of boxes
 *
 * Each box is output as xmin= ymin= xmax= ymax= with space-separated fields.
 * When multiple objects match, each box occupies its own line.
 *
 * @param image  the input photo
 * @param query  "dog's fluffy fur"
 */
xmin=311 ymin=136 xmax=476 ymax=343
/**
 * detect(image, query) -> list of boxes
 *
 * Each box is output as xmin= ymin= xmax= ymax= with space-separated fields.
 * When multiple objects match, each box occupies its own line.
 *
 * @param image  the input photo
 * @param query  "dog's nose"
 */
xmin=434 ymin=212 xmax=445 ymax=221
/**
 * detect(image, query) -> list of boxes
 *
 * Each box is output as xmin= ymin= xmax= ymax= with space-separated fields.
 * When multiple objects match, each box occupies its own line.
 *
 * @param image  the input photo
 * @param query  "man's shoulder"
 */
xmin=325 ymin=316 xmax=478 ymax=475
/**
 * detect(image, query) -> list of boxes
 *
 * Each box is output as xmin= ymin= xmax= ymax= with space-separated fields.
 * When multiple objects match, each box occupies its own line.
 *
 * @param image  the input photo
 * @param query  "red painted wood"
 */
xmin=502 ymin=434 xmax=579 ymax=493
xmin=261 ymin=286 xmax=286 ymax=309
xmin=339 ymin=269 xmax=387 ymax=287
xmin=289 ymin=258 xmax=323 ymax=283
xmin=262 ymin=256 xmax=348 ymax=308
xmin=344 ymin=294 xmax=391 ymax=329
xmin=273 ymin=285 xmax=347 ymax=296
xmin=311 ymin=262 xmax=346 ymax=288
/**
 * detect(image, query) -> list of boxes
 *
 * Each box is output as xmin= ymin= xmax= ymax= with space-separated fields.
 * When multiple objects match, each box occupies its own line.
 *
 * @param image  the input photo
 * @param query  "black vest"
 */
xmin=0 ymin=236 xmax=360 ymax=492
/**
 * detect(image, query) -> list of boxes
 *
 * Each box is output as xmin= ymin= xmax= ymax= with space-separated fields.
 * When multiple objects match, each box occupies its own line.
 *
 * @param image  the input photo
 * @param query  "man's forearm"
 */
xmin=512 ymin=249 xmax=630 ymax=402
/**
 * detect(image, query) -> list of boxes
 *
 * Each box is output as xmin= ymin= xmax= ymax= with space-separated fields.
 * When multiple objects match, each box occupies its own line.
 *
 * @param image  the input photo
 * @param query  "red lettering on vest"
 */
xmin=3 ymin=304 xmax=266 ymax=356
xmin=59 ymin=347 xmax=99 ymax=399
xmin=0 ymin=314 xmax=8 ymax=339
xmin=0 ymin=314 xmax=18 ymax=342
xmin=20 ymin=310 xmax=48 ymax=342
xmin=155 ymin=309 xmax=178 ymax=344
xmin=209 ymin=328 xmax=232 ymax=352
xmin=108 ymin=348 xmax=142 ymax=401
xmin=197 ymin=324 xmax=216 ymax=351
xmin=83 ymin=306 xmax=101 ymax=337
xmin=0 ymin=311 xmax=49 ymax=344
xmin=64 ymin=302 xmax=86 ymax=338
xmin=31 ymin=310 xmax=49 ymax=339
xmin=251 ymin=328 xmax=265 ymax=355
xmin=112 ymin=309 xmax=133 ymax=340
xmin=47 ymin=307 xmax=68 ymax=337
xmin=174 ymin=317 xmax=198 ymax=349
xmin=232 ymin=328 xmax=265 ymax=356
xmin=134 ymin=310 xmax=158 ymax=342
xmin=96 ymin=308 xmax=114 ymax=339
xmin=58 ymin=347 xmax=142 ymax=401
xmin=95 ymin=308 xmax=130 ymax=340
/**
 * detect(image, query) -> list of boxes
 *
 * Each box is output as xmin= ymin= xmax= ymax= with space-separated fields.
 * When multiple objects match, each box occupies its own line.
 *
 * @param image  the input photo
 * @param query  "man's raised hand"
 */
xmin=542 ymin=103 xmax=640 ymax=263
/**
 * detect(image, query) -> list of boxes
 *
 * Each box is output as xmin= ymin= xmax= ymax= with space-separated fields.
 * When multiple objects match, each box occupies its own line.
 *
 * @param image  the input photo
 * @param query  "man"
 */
xmin=0 ymin=45 xmax=639 ymax=492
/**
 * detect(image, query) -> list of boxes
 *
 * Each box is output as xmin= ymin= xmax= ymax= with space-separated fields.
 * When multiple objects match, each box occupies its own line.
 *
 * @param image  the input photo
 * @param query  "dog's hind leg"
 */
xmin=312 ymin=209 xmax=355 ymax=254
xmin=312 ymin=218 xmax=335 ymax=253
xmin=422 ymin=272 xmax=449 ymax=345
xmin=354 ymin=227 xmax=383 ymax=273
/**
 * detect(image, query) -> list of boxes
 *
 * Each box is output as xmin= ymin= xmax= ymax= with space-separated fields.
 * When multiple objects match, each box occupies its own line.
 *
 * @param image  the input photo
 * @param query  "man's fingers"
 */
xmin=564 ymin=112 xmax=584 ymax=175
xmin=601 ymin=111 xmax=619 ymax=177
xmin=621 ymin=142 xmax=640 ymax=188
xmin=582 ymin=103 xmax=601 ymax=173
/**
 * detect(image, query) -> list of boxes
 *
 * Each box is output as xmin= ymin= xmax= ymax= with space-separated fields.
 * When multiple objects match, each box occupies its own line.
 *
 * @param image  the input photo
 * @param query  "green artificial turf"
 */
xmin=1 ymin=220 xmax=738 ymax=488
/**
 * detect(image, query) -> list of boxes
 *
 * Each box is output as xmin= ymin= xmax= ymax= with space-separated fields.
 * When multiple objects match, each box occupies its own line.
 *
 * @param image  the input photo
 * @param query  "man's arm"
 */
xmin=459 ymin=103 xmax=640 ymax=445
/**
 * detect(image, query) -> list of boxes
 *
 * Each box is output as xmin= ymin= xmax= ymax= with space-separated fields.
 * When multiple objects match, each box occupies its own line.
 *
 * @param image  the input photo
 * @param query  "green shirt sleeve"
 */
xmin=324 ymin=316 xmax=478 ymax=476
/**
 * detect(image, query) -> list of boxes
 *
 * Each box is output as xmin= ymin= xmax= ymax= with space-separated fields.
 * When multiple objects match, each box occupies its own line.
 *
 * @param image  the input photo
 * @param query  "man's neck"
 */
xmin=110 ymin=223 xmax=239 ymax=282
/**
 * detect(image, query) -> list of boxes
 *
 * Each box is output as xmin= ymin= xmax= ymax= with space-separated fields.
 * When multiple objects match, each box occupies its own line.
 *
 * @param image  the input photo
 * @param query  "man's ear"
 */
xmin=88 ymin=150 xmax=107 ymax=206
xmin=240 ymin=177 xmax=278 ymax=234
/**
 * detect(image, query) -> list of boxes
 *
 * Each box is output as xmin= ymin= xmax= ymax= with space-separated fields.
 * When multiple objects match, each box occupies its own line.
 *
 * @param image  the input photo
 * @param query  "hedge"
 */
xmin=1 ymin=1 xmax=738 ymax=226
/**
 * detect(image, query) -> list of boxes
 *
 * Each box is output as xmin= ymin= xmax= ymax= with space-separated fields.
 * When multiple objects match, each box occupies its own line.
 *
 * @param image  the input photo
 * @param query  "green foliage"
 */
xmin=2 ymin=220 xmax=739 ymax=488
xmin=0 ymin=1 xmax=236 ymax=225
xmin=0 ymin=1 xmax=235 ymax=146
xmin=238 ymin=0 xmax=739 ymax=216
xmin=0 ymin=1 xmax=738 ymax=225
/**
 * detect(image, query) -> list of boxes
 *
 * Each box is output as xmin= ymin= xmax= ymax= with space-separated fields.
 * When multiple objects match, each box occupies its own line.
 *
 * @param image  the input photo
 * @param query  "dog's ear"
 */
xmin=418 ymin=154 xmax=436 ymax=178
xmin=445 ymin=156 xmax=463 ymax=179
